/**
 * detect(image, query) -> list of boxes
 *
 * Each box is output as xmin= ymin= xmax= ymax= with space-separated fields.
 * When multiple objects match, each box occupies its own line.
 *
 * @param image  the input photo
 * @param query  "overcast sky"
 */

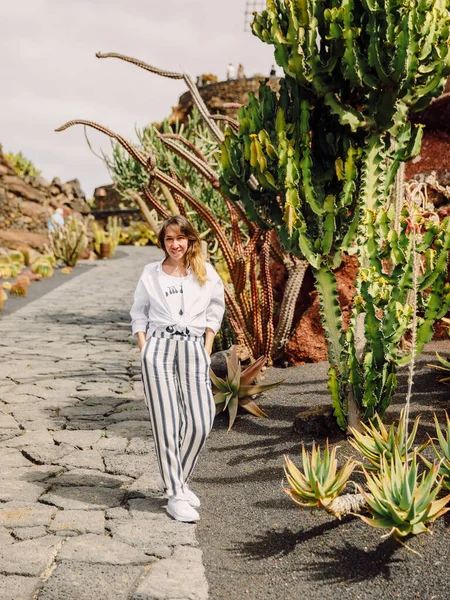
xmin=1 ymin=0 xmax=276 ymax=197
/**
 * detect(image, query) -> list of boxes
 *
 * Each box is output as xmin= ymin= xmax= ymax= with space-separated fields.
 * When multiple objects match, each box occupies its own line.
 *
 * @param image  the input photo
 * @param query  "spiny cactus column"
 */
xmin=220 ymin=0 xmax=450 ymax=430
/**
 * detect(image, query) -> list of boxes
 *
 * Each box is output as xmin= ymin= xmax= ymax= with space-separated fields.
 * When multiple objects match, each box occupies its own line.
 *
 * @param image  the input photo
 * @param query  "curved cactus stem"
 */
xmin=222 ymin=196 xmax=244 ymax=255
xmin=158 ymin=180 xmax=180 ymax=216
xmin=210 ymin=114 xmax=239 ymax=131
xmin=126 ymin=188 xmax=164 ymax=230
xmin=167 ymin=169 xmax=186 ymax=216
xmin=157 ymin=133 xmax=220 ymax=184
xmin=140 ymin=186 xmax=171 ymax=220
xmin=55 ymin=120 xmax=147 ymax=167
xmin=224 ymin=286 xmax=254 ymax=357
xmin=219 ymin=190 xmax=256 ymax=235
xmin=158 ymin=132 xmax=210 ymax=164
xmin=249 ymin=251 xmax=263 ymax=358
xmin=95 ymin=51 xmax=183 ymax=79
xmin=95 ymin=51 xmax=224 ymax=144
xmin=183 ymin=73 xmax=224 ymax=143
xmin=260 ymin=232 xmax=275 ymax=362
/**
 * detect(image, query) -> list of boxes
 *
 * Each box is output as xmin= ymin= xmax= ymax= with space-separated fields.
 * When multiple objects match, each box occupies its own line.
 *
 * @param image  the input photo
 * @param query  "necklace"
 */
xmin=163 ymin=262 xmax=187 ymax=277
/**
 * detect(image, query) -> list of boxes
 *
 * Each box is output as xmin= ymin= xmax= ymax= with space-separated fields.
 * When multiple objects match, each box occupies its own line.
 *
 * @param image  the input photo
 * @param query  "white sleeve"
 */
xmin=130 ymin=277 xmax=150 ymax=336
xmin=205 ymin=271 xmax=225 ymax=334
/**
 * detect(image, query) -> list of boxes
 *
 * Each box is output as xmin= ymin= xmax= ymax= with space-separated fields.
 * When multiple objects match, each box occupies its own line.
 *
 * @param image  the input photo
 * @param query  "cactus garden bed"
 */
xmin=195 ymin=341 xmax=450 ymax=600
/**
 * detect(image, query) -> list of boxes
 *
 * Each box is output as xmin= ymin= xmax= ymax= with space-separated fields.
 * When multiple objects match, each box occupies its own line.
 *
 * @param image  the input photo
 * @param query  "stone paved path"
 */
xmin=0 ymin=247 xmax=208 ymax=600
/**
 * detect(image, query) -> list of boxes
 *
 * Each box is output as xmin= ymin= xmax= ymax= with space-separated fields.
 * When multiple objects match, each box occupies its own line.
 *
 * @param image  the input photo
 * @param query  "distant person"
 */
xmin=226 ymin=62 xmax=236 ymax=80
xmin=270 ymin=64 xmax=276 ymax=77
xmin=237 ymin=64 xmax=246 ymax=79
xmin=47 ymin=207 xmax=65 ymax=233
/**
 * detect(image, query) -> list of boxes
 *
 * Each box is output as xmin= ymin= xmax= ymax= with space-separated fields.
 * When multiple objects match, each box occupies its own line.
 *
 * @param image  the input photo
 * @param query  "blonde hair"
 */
xmin=158 ymin=216 xmax=207 ymax=285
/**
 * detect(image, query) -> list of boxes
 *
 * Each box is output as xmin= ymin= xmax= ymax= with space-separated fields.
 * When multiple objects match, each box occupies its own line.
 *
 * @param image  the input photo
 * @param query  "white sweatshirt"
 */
xmin=130 ymin=258 xmax=225 ymax=339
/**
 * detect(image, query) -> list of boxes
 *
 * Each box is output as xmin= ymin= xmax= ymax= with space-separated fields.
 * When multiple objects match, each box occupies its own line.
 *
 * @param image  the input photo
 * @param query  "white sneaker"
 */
xmin=167 ymin=495 xmax=200 ymax=522
xmin=157 ymin=476 xmax=200 ymax=508
xmin=183 ymin=486 xmax=201 ymax=508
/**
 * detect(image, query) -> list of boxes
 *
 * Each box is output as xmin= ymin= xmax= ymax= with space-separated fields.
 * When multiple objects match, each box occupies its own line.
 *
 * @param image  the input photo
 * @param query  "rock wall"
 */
xmin=0 ymin=145 xmax=91 ymax=251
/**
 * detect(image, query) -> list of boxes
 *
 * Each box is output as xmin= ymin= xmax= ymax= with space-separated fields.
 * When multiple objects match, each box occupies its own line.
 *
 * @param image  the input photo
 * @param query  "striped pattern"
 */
xmin=141 ymin=331 xmax=215 ymax=498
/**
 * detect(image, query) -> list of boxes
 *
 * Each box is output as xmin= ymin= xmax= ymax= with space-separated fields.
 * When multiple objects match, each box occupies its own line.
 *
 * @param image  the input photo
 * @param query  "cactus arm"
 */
xmin=55 ymin=120 xmax=148 ymax=167
xmin=210 ymin=114 xmax=239 ymax=132
xmin=324 ymin=94 xmax=366 ymax=132
xmin=260 ymin=233 xmax=275 ymax=360
xmin=158 ymin=181 xmax=180 ymax=216
xmin=131 ymin=187 xmax=167 ymax=229
xmin=249 ymin=252 xmax=263 ymax=357
xmin=158 ymin=132 xmax=211 ymax=164
xmin=392 ymin=4 xmax=419 ymax=90
xmin=328 ymin=366 xmax=347 ymax=431
xmin=272 ymin=258 xmax=309 ymax=357
xmin=222 ymin=196 xmax=245 ymax=256
xmin=96 ymin=52 xmax=224 ymax=143
xmin=157 ymin=134 xmax=220 ymax=184
xmin=419 ymin=220 xmax=450 ymax=290
xmin=314 ymin=267 xmax=343 ymax=371
xmin=299 ymin=100 xmax=324 ymax=215
xmin=96 ymin=51 xmax=183 ymax=79
xmin=359 ymin=134 xmax=386 ymax=213
xmin=224 ymin=286 xmax=254 ymax=357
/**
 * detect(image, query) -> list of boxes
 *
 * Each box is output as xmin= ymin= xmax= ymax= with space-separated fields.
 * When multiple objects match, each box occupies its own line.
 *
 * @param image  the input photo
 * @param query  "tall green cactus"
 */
xmin=220 ymin=0 xmax=450 ymax=431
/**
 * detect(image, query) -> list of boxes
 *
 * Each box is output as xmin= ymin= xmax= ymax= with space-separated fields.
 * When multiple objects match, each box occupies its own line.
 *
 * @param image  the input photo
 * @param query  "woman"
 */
xmin=130 ymin=215 xmax=225 ymax=522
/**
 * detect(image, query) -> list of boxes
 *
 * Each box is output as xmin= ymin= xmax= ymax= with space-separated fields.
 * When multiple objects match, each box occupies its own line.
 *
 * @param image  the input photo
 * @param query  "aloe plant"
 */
xmin=422 ymin=413 xmax=450 ymax=491
xmin=284 ymin=441 xmax=356 ymax=510
xmin=220 ymin=0 xmax=450 ymax=430
xmin=210 ymin=346 xmax=283 ymax=431
xmin=358 ymin=449 xmax=450 ymax=540
xmin=349 ymin=410 xmax=421 ymax=471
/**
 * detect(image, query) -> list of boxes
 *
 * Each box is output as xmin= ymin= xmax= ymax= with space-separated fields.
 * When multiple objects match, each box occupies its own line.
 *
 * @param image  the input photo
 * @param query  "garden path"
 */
xmin=0 ymin=246 xmax=208 ymax=600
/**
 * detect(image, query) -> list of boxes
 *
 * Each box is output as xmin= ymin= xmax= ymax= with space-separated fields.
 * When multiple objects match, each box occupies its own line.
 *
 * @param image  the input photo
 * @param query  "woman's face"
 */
xmin=164 ymin=225 xmax=189 ymax=262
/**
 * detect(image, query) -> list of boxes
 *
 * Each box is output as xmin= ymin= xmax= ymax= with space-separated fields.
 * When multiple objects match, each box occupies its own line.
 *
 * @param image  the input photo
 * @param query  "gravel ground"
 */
xmin=194 ymin=343 xmax=450 ymax=600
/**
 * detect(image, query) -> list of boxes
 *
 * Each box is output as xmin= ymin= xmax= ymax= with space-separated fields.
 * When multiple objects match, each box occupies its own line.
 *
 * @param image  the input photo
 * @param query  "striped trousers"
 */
xmin=141 ymin=331 xmax=215 ymax=498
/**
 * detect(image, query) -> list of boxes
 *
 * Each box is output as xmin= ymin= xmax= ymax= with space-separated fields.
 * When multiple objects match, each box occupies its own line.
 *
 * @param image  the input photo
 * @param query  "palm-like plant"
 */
xmin=284 ymin=441 xmax=356 ymax=510
xmin=210 ymin=346 xmax=283 ymax=431
xmin=357 ymin=449 xmax=450 ymax=540
xmin=349 ymin=410 xmax=421 ymax=471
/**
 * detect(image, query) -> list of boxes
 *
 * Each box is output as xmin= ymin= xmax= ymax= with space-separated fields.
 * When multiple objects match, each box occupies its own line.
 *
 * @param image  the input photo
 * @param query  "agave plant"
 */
xmin=284 ymin=441 xmax=356 ymax=510
xmin=210 ymin=346 xmax=283 ymax=431
xmin=349 ymin=410 xmax=421 ymax=471
xmin=358 ymin=448 xmax=450 ymax=540
xmin=427 ymin=352 xmax=450 ymax=384
xmin=421 ymin=413 xmax=450 ymax=491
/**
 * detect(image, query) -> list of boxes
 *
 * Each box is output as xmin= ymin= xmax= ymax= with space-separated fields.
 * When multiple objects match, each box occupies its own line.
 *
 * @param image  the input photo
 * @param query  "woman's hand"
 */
xmin=204 ymin=328 xmax=214 ymax=355
xmin=137 ymin=331 xmax=147 ymax=352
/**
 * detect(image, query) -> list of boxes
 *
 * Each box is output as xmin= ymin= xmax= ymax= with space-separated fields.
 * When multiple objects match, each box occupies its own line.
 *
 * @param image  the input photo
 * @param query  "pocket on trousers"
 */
xmin=201 ymin=345 xmax=212 ymax=366
xmin=140 ymin=338 xmax=150 ymax=357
